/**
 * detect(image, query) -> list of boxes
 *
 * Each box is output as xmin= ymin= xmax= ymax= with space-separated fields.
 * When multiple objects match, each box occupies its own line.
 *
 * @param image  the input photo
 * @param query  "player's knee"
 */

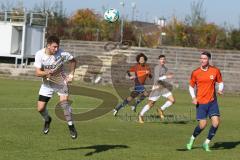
xmin=212 ymin=118 xmax=220 ymax=127
xmin=199 ymin=124 xmax=206 ymax=129
xmin=167 ymin=96 xmax=175 ymax=104
xmin=37 ymin=107 xmax=44 ymax=112
xmin=37 ymin=103 xmax=46 ymax=112
xmin=199 ymin=121 xmax=207 ymax=129
xmin=127 ymin=97 xmax=132 ymax=102
xmin=148 ymin=101 xmax=155 ymax=107
xmin=213 ymin=123 xmax=219 ymax=128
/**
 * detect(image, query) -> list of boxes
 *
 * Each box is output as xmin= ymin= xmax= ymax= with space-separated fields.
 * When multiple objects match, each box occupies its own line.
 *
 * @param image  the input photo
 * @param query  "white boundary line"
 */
xmin=0 ymin=107 xmax=111 ymax=110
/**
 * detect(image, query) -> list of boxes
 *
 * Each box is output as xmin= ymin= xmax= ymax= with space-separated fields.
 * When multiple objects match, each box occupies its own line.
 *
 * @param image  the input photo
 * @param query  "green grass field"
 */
xmin=0 ymin=79 xmax=239 ymax=160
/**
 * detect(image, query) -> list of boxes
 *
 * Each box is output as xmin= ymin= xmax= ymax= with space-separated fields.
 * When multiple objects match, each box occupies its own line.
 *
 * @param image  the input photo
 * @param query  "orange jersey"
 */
xmin=190 ymin=66 xmax=223 ymax=104
xmin=129 ymin=64 xmax=151 ymax=85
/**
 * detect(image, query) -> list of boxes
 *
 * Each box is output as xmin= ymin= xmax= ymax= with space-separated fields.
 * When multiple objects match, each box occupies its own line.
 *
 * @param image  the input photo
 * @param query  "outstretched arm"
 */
xmin=159 ymin=73 xmax=174 ymax=80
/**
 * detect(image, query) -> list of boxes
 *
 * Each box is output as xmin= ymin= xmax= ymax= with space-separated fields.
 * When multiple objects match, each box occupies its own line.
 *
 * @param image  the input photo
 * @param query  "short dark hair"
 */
xmin=158 ymin=55 xmax=166 ymax=59
xmin=201 ymin=51 xmax=211 ymax=59
xmin=47 ymin=35 xmax=60 ymax=45
xmin=136 ymin=53 xmax=148 ymax=62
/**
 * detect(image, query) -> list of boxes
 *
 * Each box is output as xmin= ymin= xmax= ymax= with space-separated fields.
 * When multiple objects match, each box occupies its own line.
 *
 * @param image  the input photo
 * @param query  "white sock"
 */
xmin=204 ymin=139 xmax=211 ymax=144
xmin=191 ymin=135 xmax=195 ymax=140
xmin=160 ymin=101 xmax=173 ymax=111
xmin=68 ymin=121 xmax=73 ymax=126
xmin=140 ymin=105 xmax=150 ymax=116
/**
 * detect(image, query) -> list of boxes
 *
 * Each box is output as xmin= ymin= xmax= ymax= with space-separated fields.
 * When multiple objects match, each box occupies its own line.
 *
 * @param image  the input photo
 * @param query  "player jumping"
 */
xmin=34 ymin=35 xmax=77 ymax=139
xmin=113 ymin=53 xmax=152 ymax=116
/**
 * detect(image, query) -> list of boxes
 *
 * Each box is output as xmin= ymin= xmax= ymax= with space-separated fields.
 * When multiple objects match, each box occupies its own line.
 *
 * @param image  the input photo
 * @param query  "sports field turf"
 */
xmin=0 ymin=79 xmax=239 ymax=160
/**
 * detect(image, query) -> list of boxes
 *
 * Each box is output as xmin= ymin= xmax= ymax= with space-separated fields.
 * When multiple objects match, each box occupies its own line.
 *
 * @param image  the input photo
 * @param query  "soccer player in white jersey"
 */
xmin=34 ymin=35 xmax=77 ymax=139
xmin=138 ymin=55 xmax=175 ymax=123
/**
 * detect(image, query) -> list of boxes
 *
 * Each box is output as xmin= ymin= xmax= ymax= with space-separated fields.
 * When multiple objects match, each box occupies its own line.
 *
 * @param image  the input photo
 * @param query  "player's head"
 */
xmin=136 ymin=53 xmax=147 ymax=64
xmin=158 ymin=55 xmax=166 ymax=65
xmin=200 ymin=51 xmax=211 ymax=67
xmin=46 ymin=35 xmax=60 ymax=55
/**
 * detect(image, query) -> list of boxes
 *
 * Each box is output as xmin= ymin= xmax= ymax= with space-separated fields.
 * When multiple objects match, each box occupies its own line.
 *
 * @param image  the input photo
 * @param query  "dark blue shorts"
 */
xmin=196 ymin=99 xmax=220 ymax=120
xmin=134 ymin=85 xmax=145 ymax=93
xmin=130 ymin=85 xmax=145 ymax=98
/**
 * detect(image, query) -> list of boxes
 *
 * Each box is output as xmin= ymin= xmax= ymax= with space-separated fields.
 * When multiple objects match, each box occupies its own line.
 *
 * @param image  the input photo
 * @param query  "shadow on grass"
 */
xmin=212 ymin=141 xmax=240 ymax=150
xmin=177 ymin=141 xmax=240 ymax=151
xmin=58 ymin=144 xmax=129 ymax=156
xmin=176 ymin=147 xmax=201 ymax=151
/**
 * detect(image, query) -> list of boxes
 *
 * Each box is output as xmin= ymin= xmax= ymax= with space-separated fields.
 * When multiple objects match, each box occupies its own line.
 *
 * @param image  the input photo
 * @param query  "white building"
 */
xmin=0 ymin=11 xmax=47 ymax=67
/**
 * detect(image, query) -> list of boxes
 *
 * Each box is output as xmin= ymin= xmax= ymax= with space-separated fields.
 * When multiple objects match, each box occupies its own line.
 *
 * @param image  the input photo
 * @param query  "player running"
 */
xmin=113 ymin=53 xmax=152 ymax=116
xmin=186 ymin=51 xmax=224 ymax=152
xmin=34 ymin=35 xmax=77 ymax=139
xmin=138 ymin=55 xmax=175 ymax=123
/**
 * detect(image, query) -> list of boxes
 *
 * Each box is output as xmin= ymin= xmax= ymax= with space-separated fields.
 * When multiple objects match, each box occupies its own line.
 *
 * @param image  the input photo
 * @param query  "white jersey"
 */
xmin=34 ymin=48 xmax=73 ymax=86
xmin=154 ymin=64 xmax=168 ymax=84
xmin=149 ymin=64 xmax=172 ymax=101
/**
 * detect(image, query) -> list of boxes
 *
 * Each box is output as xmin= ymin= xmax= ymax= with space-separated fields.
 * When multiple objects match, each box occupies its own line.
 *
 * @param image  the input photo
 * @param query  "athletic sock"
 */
xmin=115 ymin=99 xmax=128 ymax=111
xmin=68 ymin=121 xmax=73 ymax=126
xmin=160 ymin=101 xmax=173 ymax=111
xmin=190 ymin=135 xmax=195 ymax=140
xmin=207 ymin=125 xmax=218 ymax=140
xmin=204 ymin=139 xmax=211 ymax=144
xmin=140 ymin=104 xmax=150 ymax=116
xmin=192 ymin=125 xmax=203 ymax=138
xmin=59 ymin=101 xmax=73 ymax=123
xmin=134 ymin=95 xmax=146 ymax=107
xmin=39 ymin=108 xmax=50 ymax=122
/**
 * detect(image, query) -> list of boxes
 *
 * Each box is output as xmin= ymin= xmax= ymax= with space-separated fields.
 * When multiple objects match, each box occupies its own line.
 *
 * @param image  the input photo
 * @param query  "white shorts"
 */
xmin=148 ymin=91 xmax=172 ymax=102
xmin=39 ymin=83 xmax=68 ymax=97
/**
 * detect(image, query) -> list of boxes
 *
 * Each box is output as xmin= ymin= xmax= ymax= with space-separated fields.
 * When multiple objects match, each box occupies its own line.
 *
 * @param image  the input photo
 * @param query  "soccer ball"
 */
xmin=104 ymin=8 xmax=120 ymax=23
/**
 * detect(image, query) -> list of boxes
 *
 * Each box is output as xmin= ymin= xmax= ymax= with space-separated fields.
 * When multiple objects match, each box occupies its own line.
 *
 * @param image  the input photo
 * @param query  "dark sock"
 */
xmin=39 ymin=108 xmax=50 ymax=122
xmin=193 ymin=125 xmax=204 ymax=138
xmin=134 ymin=95 xmax=145 ymax=107
xmin=115 ymin=99 xmax=128 ymax=111
xmin=207 ymin=126 xmax=218 ymax=140
xmin=59 ymin=101 xmax=73 ymax=122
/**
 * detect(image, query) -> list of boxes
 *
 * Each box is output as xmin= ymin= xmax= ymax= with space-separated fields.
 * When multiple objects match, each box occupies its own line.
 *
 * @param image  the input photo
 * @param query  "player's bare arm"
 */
xmin=218 ymin=82 xmax=224 ymax=95
xmin=66 ymin=58 xmax=77 ymax=82
xmin=35 ymin=68 xmax=51 ymax=78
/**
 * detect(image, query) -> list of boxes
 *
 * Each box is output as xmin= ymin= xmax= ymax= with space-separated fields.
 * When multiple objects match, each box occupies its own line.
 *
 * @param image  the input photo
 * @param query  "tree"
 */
xmin=68 ymin=9 xmax=101 ymax=40
xmin=185 ymin=0 xmax=206 ymax=27
xmin=32 ymin=0 xmax=68 ymax=38
xmin=230 ymin=29 xmax=240 ymax=49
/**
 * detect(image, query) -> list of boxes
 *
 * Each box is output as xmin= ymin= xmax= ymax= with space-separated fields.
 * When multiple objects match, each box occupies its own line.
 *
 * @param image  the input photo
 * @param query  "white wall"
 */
xmin=0 ymin=23 xmax=12 ymax=56
xmin=10 ymin=26 xmax=22 ymax=54
xmin=24 ymin=26 xmax=44 ymax=57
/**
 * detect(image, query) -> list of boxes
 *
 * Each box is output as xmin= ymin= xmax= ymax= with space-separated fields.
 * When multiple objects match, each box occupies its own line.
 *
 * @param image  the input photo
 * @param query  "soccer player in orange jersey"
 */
xmin=113 ymin=53 xmax=152 ymax=116
xmin=186 ymin=51 xmax=224 ymax=152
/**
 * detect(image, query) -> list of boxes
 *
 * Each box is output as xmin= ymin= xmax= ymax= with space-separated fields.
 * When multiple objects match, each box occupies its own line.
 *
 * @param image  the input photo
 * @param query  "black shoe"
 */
xmin=68 ymin=125 xmax=77 ymax=139
xmin=43 ymin=116 xmax=52 ymax=134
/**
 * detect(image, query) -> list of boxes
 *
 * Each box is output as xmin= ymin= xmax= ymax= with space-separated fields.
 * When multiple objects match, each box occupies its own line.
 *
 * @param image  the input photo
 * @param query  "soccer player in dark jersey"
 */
xmin=186 ymin=51 xmax=224 ymax=152
xmin=113 ymin=53 xmax=152 ymax=116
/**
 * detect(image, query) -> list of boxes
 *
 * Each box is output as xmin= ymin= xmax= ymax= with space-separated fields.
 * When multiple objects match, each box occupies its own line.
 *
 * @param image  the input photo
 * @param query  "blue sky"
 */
xmin=1 ymin=0 xmax=239 ymax=28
